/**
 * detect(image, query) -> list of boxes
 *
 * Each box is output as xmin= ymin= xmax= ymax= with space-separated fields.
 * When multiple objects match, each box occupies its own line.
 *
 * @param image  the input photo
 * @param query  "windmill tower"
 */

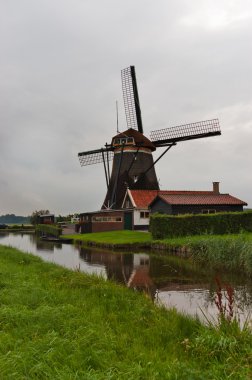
xmin=78 ymin=66 xmax=221 ymax=209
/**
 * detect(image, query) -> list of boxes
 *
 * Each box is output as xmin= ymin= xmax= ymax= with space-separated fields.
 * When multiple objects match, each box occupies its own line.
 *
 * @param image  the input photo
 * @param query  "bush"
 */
xmin=35 ymin=224 xmax=62 ymax=237
xmin=150 ymin=211 xmax=252 ymax=239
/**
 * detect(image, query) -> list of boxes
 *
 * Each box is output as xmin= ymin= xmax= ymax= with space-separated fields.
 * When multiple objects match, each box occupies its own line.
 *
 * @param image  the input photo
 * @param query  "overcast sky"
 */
xmin=1 ymin=0 xmax=251 ymax=216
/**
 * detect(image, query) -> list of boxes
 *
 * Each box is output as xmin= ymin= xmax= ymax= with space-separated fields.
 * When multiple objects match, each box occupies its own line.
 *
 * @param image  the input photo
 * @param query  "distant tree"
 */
xmin=57 ymin=215 xmax=64 ymax=223
xmin=0 ymin=214 xmax=30 ymax=224
xmin=30 ymin=210 xmax=50 ymax=225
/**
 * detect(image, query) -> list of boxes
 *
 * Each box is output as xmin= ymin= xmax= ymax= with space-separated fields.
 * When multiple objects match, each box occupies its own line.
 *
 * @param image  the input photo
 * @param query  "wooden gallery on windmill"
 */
xmin=77 ymin=66 xmax=247 ymax=233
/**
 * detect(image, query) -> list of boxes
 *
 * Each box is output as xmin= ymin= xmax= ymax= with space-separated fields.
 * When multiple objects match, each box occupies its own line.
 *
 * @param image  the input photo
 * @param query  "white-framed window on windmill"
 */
xmin=126 ymin=199 xmax=130 ymax=208
xmin=140 ymin=211 xmax=150 ymax=219
xmin=133 ymin=175 xmax=138 ymax=183
xmin=113 ymin=137 xmax=135 ymax=147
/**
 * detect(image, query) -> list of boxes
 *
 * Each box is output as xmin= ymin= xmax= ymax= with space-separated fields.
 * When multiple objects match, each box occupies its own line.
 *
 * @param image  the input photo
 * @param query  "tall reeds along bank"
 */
xmin=35 ymin=224 xmax=62 ymax=237
xmin=188 ymin=235 xmax=252 ymax=276
xmin=150 ymin=211 xmax=252 ymax=239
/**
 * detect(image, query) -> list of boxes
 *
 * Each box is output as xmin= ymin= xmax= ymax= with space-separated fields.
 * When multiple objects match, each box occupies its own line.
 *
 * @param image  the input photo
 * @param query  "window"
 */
xmin=113 ymin=137 xmax=135 ymax=147
xmin=114 ymin=138 xmax=120 ymax=145
xmin=126 ymin=200 xmax=130 ymax=208
xmin=140 ymin=211 xmax=149 ymax=219
xmin=202 ymin=209 xmax=216 ymax=214
xmin=91 ymin=216 xmax=122 ymax=222
xmin=134 ymin=175 xmax=138 ymax=183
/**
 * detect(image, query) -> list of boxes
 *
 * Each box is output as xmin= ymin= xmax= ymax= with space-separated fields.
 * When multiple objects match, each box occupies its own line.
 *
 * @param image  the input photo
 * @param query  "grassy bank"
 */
xmin=159 ymin=233 xmax=252 ymax=275
xmin=64 ymin=230 xmax=152 ymax=248
xmin=63 ymin=230 xmax=252 ymax=246
xmin=64 ymin=230 xmax=252 ymax=275
xmin=0 ymin=245 xmax=251 ymax=379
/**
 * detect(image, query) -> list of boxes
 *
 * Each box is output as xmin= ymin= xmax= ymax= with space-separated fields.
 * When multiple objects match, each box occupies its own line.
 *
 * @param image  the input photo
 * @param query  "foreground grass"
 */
xmin=0 ymin=245 xmax=251 ymax=379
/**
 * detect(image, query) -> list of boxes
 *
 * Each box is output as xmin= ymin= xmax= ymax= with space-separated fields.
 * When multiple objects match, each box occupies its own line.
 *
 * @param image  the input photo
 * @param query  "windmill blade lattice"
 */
xmin=78 ymin=148 xmax=114 ymax=167
xmin=150 ymin=119 xmax=221 ymax=146
xmin=121 ymin=66 xmax=143 ymax=133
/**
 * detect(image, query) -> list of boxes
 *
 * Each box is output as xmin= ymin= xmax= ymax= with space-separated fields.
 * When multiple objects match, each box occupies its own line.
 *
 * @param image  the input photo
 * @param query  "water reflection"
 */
xmin=1 ymin=232 xmax=252 ymax=323
xmin=80 ymin=248 xmax=157 ymax=299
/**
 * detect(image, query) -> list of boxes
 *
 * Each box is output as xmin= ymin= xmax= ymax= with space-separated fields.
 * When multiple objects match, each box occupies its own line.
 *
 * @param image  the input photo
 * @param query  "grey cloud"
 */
xmin=0 ymin=0 xmax=251 ymax=214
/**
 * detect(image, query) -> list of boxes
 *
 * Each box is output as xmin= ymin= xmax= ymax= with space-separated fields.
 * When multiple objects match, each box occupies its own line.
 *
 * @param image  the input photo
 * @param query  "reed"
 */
xmin=189 ymin=235 xmax=252 ymax=275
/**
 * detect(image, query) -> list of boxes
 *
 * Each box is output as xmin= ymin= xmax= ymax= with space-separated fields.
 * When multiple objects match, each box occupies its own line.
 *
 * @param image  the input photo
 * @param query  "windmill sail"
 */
xmin=150 ymin=119 xmax=221 ymax=147
xmin=78 ymin=66 xmax=222 ymax=212
xmin=121 ymin=66 xmax=143 ymax=133
xmin=78 ymin=147 xmax=113 ymax=167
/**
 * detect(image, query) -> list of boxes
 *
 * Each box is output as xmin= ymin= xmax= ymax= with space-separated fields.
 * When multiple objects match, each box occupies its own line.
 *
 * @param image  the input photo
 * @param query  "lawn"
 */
xmin=0 ymin=244 xmax=251 ymax=379
xmin=64 ymin=230 xmax=252 ymax=246
xmin=63 ymin=230 xmax=152 ymax=244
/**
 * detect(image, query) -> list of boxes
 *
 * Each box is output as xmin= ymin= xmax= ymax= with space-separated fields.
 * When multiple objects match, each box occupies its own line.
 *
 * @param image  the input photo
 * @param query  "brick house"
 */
xmin=122 ymin=182 xmax=247 ymax=230
xmin=78 ymin=209 xmax=133 ymax=233
xmin=38 ymin=214 xmax=55 ymax=224
xmin=78 ymin=182 xmax=247 ymax=233
xmin=149 ymin=182 xmax=247 ymax=215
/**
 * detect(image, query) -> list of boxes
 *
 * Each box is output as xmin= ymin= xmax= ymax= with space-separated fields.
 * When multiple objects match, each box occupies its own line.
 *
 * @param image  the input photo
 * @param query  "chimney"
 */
xmin=212 ymin=182 xmax=220 ymax=194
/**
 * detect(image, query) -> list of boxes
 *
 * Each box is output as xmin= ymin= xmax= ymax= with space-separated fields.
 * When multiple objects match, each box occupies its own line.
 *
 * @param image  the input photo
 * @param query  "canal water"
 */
xmin=1 ymin=232 xmax=252 ymax=324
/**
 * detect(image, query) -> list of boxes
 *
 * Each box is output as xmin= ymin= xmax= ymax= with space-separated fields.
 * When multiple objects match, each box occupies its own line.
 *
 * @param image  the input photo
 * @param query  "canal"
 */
xmin=1 ymin=232 xmax=252 ymax=324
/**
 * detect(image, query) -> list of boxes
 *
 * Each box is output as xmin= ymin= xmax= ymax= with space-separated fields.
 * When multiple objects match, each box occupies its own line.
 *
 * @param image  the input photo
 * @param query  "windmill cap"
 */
xmin=112 ymin=128 xmax=156 ymax=151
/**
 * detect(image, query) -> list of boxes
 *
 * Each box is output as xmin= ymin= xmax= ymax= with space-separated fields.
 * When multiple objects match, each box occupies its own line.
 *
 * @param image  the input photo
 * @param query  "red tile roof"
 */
xmin=129 ymin=190 xmax=159 ymax=208
xmin=157 ymin=193 xmax=247 ymax=206
xmin=129 ymin=189 xmax=247 ymax=207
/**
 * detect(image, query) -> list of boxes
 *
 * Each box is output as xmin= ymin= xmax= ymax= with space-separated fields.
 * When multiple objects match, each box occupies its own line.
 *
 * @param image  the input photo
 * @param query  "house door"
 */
xmin=124 ymin=212 xmax=132 ymax=230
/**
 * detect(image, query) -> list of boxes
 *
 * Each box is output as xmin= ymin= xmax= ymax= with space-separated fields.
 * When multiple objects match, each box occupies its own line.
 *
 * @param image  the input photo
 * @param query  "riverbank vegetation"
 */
xmin=64 ymin=230 xmax=252 ymax=275
xmin=151 ymin=233 xmax=252 ymax=276
xmin=0 ymin=244 xmax=251 ymax=379
xmin=35 ymin=224 xmax=62 ymax=237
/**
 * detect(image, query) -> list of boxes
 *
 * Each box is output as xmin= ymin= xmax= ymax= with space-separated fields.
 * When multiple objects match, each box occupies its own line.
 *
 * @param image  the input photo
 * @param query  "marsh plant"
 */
xmin=190 ymin=235 xmax=252 ymax=275
xmin=186 ymin=277 xmax=252 ymax=377
xmin=200 ymin=276 xmax=250 ymax=335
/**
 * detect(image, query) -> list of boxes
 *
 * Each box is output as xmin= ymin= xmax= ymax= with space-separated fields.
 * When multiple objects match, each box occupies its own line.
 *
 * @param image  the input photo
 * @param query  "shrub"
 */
xmin=150 ymin=211 xmax=252 ymax=239
xmin=35 ymin=224 xmax=62 ymax=237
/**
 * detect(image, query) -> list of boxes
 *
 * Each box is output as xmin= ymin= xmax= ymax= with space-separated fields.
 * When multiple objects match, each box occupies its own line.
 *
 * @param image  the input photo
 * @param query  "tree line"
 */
xmin=0 ymin=214 xmax=30 ymax=224
xmin=0 ymin=211 xmax=78 ymax=225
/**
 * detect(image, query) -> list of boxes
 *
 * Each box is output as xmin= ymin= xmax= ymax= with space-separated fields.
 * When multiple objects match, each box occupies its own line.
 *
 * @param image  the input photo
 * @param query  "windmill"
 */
xmin=78 ymin=66 xmax=221 ymax=209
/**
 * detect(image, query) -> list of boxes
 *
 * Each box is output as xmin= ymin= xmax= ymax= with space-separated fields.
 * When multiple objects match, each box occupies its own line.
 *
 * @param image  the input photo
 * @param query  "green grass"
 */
xmin=157 ymin=232 xmax=252 ymax=245
xmin=0 ymin=244 xmax=251 ymax=379
xmin=64 ymin=230 xmax=152 ymax=244
xmin=64 ymin=230 xmax=252 ymax=246
xmin=64 ymin=231 xmax=252 ymax=275
xmin=151 ymin=232 xmax=252 ymax=276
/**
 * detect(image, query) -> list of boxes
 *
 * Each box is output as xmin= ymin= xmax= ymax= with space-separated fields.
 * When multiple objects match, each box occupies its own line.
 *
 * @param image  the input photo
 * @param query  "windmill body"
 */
xmin=102 ymin=128 xmax=159 ymax=209
xmin=78 ymin=66 xmax=221 ymax=211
